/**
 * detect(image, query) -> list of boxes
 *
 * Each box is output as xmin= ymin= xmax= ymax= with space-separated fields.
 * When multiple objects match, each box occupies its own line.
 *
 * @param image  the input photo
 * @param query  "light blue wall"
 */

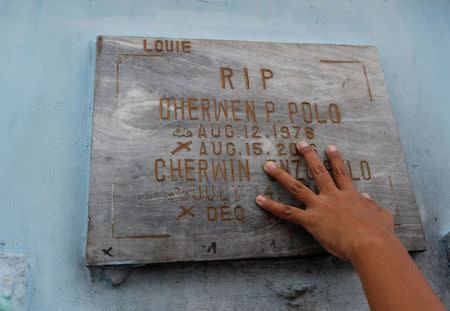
xmin=0 ymin=1 xmax=449 ymax=310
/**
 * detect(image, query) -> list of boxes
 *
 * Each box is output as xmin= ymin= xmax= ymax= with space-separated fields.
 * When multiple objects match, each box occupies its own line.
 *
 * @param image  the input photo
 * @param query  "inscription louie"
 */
xmin=86 ymin=36 xmax=425 ymax=266
xmin=143 ymin=39 xmax=192 ymax=53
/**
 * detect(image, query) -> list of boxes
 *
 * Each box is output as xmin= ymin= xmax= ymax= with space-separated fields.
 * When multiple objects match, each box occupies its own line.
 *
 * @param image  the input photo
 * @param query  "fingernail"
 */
xmin=256 ymin=195 xmax=266 ymax=204
xmin=297 ymin=141 xmax=309 ymax=149
xmin=265 ymin=161 xmax=277 ymax=171
xmin=327 ymin=145 xmax=337 ymax=152
xmin=361 ymin=193 xmax=371 ymax=199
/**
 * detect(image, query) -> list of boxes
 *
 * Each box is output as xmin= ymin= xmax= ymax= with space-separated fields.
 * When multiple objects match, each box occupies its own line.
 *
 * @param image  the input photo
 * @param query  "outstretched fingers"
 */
xmin=256 ymin=195 xmax=310 ymax=226
xmin=264 ymin=161 xmax=319 ymax=206
xmin=326 ymin=145 xmax=355 ymax=191
xmin=297 ymin=141 xmax=337 ymax=194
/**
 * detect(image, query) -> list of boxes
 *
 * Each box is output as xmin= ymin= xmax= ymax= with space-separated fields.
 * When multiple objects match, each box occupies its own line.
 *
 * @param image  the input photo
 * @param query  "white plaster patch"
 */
xmin=0 ymin=254 xmax=27 ymax=311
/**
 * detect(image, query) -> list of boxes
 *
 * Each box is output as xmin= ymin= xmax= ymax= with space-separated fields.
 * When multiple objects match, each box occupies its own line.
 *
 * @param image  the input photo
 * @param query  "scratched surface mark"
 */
xmin=86 ymin=36 xmax=425 ymax=266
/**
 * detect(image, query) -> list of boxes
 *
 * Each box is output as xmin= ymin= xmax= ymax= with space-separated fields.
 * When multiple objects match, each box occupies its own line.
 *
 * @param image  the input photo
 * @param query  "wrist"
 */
xmin=348 ymin=231 xmax=402 ymax=267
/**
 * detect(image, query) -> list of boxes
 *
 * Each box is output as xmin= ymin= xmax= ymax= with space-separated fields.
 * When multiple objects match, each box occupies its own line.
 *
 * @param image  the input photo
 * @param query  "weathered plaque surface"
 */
xmin=86 ymin=36 xmax=425 ymax=266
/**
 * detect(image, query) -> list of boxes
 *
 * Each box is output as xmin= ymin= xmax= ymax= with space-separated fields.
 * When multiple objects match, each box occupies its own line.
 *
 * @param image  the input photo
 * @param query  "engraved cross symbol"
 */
xmin=102 ymin=247 xmax=113 ymax=257
xmin=176 ymin=206 xmax=195 ymax=221
xmin=171 ymin=141 xmax=192 ymax=155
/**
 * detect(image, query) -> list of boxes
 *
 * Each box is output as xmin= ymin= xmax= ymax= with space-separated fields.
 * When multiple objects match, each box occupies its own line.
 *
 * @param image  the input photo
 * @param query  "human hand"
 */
xmin=256 ymin=141 xmax=395 ymax=262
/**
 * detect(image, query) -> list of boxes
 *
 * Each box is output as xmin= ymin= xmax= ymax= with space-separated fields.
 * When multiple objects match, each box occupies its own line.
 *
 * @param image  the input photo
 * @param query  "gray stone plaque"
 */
xmin=86 ymin=36 xmax=425 ymax=266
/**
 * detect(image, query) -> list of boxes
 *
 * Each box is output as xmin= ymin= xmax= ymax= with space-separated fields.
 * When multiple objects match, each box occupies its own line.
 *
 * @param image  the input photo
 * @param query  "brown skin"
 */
xmin=256 ymin=141 xmax=447 ymax=311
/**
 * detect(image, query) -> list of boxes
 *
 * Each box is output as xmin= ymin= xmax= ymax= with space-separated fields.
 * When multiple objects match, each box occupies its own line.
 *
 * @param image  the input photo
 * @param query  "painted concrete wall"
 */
xmin=0 ymin=0 xmax=449 ymax=310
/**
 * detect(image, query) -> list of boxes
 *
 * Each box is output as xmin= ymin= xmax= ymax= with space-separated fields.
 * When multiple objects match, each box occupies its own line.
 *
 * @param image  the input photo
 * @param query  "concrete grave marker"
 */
xmin=85 ymin=36 xmax=425 ymax=266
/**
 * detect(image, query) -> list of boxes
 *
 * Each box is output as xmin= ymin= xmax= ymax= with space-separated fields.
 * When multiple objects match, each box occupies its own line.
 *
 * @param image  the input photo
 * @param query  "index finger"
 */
xmin=264 ymin=161 xmax=320 ymax=206
xmin=297 ymin=141 xmax=337 ymax=194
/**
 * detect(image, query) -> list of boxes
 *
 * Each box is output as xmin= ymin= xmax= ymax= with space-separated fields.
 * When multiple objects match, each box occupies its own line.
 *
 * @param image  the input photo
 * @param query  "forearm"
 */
xmin=351 ymin=234 xmax=446 ymax=311
xmin=258 ymin=143 xmax=446 ymax=309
